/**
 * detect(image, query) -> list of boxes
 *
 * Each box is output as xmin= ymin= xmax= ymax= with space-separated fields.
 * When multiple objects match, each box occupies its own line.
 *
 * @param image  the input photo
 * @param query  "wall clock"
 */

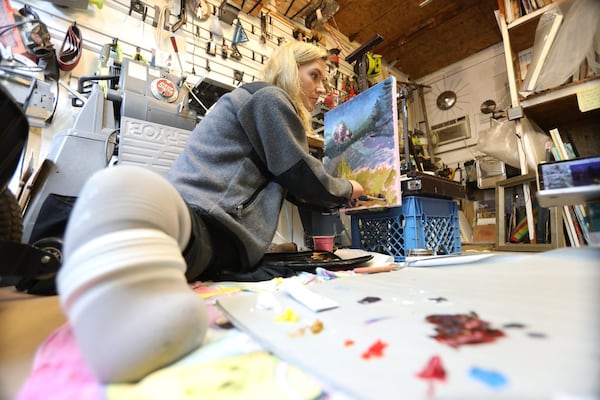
xmin=425 ymin=75 xmax=471 ymax=126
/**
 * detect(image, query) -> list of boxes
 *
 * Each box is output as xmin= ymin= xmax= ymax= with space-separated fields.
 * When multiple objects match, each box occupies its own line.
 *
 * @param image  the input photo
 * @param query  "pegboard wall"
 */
xmin=10 ymin=0 xmax=359 ymax=99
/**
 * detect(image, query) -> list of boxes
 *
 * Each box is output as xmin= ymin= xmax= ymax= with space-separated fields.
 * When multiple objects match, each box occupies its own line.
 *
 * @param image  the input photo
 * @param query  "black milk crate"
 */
xmin=350 ymin=196 xmax=461 ymax=262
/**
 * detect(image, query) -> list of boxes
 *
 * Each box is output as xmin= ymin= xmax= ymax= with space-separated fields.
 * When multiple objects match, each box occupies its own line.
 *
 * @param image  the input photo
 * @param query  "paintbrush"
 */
xmin=357 ymin=195 xmax=386 ymax=202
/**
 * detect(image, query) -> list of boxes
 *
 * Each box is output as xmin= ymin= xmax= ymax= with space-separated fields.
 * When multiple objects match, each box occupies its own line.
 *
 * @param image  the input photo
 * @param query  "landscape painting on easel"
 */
xmin=323 ymin=76 xmax=402 ymax=210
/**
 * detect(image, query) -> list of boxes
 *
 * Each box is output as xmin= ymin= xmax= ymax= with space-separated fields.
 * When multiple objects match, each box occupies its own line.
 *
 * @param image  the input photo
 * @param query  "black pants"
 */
xmin=183 ymin=204 xmax=301 ymax=282
xmin=183 ymin=204 xmax=251 ymax=282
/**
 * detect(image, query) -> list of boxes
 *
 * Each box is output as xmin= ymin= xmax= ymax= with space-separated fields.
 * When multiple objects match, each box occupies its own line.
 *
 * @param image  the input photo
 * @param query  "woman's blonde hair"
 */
xmin=263 ymin=41 xmax=328 ymax=134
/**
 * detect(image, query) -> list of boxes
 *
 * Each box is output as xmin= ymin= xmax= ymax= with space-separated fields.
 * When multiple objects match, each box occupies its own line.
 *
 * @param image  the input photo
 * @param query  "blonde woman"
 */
xmin=58 ymin=41 xmax=363 ymax=383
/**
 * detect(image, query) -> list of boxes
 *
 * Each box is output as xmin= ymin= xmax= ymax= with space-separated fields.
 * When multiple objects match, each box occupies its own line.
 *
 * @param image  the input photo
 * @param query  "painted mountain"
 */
xmin=323 ymin=76 xmax=402 ymax=210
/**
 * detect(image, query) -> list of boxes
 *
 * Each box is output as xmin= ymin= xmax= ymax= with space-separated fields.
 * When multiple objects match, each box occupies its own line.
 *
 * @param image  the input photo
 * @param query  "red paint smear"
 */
xmin=426 ymin=312 xmax=505 ymax=348
xmin=361 ymin=339 xmax=388 ymax=359
xmin=417 ymin=355 xmax=446 ymax=381
xmin=416 ymin=355 xmax=446 ymax=398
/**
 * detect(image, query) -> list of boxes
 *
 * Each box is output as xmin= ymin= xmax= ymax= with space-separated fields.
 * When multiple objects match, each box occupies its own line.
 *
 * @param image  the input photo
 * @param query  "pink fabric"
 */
xmin=16 ymin=323 xmax=105 ymax=400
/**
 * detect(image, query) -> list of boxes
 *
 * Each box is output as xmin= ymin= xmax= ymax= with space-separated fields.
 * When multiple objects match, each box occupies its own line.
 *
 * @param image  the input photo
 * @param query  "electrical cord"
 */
xmin=44 ymin=79 xmax=59 ymax=124
xmin=19 ymin=75 xmax=35 ymax=113
xmin=0 ymin=19 xmax=42 ymax=38
xmin=0 ymin=63 xmax=43 ymax=74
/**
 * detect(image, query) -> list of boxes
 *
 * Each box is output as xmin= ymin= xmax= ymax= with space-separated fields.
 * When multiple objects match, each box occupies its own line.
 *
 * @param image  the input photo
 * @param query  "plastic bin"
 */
xmin=350 ymin=196 xmax=461 ymax=262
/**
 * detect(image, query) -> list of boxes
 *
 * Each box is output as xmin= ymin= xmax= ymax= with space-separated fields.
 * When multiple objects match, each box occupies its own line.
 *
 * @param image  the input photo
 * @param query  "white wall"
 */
xmin=418 ymin=42 xmax=510 ymax=170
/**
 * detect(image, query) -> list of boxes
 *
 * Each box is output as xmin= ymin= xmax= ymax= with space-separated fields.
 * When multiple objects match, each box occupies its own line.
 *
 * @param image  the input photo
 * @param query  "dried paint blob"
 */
xmin=309 ymin=320 xmax=324 ymax=334
xmin=426 ymin=312 xmax=505 ymax=348
xmin=416 ymin=355 xmax=446 ymax=398
xmin=358 ymin=296 xmax=381 ymax=304
xmin=503 ymin=322 xmax=526 ymax=329
xmin=361 ymin=339 xmax=388 ymax=359
xmin=417 ymin=355 xmax=446 ymax=381
xmin=289 ymin=320 xmax=324 ymax=338
xmin=364 ymin=316 xmax=392 ymax=325
xmin=274 ymin=308 xmax=300 ymax=323
xmin=469 ymin=367 xmax=508 ymax=389
xmin=288 ymin=327 xmax=307 ymax=338
xmin=527 ymin=332 xmax=548 ymax=339
xmin=428 ymin=297 xmax=448 ymax=303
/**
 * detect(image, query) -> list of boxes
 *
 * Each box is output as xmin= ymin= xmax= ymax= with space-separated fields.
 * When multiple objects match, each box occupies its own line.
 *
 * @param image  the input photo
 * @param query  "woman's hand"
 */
xmin=348 ymin=180 xmax=364 ymax=200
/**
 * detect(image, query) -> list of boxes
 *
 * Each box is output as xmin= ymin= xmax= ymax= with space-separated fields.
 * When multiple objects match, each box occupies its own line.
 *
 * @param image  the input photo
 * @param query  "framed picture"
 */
xmin=495 ymin=173 xmax=564 ymax=251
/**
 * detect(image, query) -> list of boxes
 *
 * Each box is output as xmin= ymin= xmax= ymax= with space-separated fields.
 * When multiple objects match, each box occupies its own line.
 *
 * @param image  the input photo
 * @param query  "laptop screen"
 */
xmin=536 ymin=156 xmax=600 ymax=207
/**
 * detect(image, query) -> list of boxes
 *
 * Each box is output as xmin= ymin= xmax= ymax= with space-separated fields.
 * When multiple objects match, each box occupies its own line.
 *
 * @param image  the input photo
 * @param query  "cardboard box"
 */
xmin=472 ymin=224 xmax=496 ymax=243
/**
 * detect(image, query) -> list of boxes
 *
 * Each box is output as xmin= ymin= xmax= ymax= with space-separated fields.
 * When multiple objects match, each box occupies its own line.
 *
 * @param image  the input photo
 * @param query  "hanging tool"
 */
xmin=206 ymin=34 xmax=217 ymax=56
xmin=132 ymin=46 xmax=147 ymax=63
xmin=232 ymin=19 xmax=249 ymax=44
xmin=221 ymin=38 xmax=228 ymax=59
xmin=169 ymin=36 xmax=186 ymax=83
xmin=230 ymin=44 xmax=242 ymax=60
xmin=230 ymin=19 xmax=247 ymax=60
xmin=129 ymin=0 xmax=148 ymax=21
xmin=194 ymin=0 xmax=210 ymax=20
xmin=260 ymin=12 xmax=271 ymax=43
xmin=206 ymin=12 xmax=222 ymax=58
xmin=218 ymin=1 xmax=240 ymax=25
xmin=57 ymin=22 xmax=83 ymax=72
xmin=171 ymin=0 xmax=187 ymax=32
xmin=233 ymin=69 xmax=244 ymax=85
xmin=345 ymin=34 xmax=383 ymax=93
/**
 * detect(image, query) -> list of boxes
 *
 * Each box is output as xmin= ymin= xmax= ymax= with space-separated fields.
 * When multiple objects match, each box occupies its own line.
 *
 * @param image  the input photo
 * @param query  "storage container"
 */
xmin=350 ymin=196 xmax=461 ymax=261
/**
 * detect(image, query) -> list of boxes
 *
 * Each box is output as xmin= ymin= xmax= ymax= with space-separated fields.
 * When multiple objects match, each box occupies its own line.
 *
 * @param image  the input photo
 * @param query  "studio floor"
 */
xmin=0 ymin=287 xmax=65 ymax=400
xmin=1 ymin=246 xmax=599 ymax=400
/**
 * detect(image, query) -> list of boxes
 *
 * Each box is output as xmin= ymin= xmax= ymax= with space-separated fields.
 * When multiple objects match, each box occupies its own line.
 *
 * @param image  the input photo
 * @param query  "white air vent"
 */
xmin=431 ymin=116 xmax=471 ymax=146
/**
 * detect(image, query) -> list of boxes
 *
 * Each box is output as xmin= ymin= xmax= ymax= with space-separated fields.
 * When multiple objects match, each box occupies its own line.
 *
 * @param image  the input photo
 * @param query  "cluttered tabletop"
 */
xmin=1 ymin=246 xmax=599 ymax=400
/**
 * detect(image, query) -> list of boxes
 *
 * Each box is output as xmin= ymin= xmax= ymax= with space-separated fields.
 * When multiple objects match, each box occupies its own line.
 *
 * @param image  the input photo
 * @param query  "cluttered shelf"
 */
xmin=497 ymin=0 xmax=599 ymax=154
xmin=499 ymin=0 xmax=598 ymax=103
xmin=504 ymin=0 xmax=566 ymax=53
xmin=520 ymin=76 xmax=600 ymax=109
xmin=520 ymin=76 xmax=600 ymax=130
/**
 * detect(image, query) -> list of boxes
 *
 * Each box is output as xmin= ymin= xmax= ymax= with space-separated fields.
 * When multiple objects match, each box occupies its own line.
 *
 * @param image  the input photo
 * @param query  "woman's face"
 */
xmin=298 ymin=58 xmax=327 ymax=112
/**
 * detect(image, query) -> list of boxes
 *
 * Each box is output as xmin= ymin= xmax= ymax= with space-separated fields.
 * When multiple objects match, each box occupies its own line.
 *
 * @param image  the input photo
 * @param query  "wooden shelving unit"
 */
xmin=494 ymin=0 xmax=599 ymax=247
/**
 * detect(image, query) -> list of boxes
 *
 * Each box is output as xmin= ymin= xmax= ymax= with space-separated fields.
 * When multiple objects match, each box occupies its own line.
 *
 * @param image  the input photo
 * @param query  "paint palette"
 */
xmin=260 ymin=250 xmax=374 ymax=272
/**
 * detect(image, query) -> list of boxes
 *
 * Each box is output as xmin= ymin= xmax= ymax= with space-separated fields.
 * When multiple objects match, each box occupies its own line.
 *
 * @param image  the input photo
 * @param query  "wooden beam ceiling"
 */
xmin=231 ymin=0 xmax=503 ymax=79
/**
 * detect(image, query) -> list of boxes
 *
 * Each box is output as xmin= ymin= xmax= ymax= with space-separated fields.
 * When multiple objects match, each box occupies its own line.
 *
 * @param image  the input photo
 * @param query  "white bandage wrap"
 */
xmin=58 ymin=229 xmax=208 ymax=382
xmin=63 ymin=165 xmax=192 ymax=259
xmin=57 ymin=166 xmax=207 ymax=383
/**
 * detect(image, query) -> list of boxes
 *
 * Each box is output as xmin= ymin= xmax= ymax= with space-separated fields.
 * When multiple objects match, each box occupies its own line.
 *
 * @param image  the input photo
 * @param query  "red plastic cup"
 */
xmin=313 ymin=235 xmax=335 ymax=252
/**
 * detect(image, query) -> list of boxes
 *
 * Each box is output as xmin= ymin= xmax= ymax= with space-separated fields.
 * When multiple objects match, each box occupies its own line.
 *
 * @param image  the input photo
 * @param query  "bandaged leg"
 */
xmin=57 ymin=166 xmax=208 ymax=383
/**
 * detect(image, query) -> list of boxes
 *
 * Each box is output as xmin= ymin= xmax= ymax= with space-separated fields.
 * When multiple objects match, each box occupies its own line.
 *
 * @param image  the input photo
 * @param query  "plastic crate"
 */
xmin=350 ymin=196 xmax=461 ymax=262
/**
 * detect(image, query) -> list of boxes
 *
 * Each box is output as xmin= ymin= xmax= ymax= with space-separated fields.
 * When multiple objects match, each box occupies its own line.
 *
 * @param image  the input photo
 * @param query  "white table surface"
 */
xmin=218 ymin=247 xmax=600 ymax=399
